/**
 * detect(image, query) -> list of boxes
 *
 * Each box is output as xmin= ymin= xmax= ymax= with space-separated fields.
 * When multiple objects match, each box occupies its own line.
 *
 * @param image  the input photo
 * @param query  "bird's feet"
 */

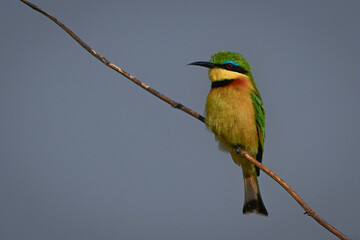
xmin=234 ymin=145 xmax=243 ymax=155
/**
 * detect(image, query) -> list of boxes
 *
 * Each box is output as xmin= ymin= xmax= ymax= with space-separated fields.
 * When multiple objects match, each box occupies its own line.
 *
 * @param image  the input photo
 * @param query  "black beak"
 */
xmin=188 ymin=61 xmax=215 ymax=68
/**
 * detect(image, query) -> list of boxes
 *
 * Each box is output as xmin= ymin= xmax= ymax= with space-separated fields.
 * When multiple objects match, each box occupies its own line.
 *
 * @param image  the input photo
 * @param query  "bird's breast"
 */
xmin=205 ymin=84 xmax=258 ymax=154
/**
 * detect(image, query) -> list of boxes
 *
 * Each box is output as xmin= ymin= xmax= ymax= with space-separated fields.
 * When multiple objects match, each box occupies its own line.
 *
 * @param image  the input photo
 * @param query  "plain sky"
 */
xmin=1 ymin=1 xmax=360 ymax=239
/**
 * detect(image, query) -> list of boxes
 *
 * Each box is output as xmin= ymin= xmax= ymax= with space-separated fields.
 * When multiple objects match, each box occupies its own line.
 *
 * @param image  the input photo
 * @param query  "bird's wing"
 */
xmin=251 ymin=92 xmax=265 ymax=176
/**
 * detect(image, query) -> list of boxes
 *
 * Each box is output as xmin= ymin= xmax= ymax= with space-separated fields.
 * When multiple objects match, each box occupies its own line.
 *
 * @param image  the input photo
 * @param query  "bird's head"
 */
xmin=189 ymin=51 xmax=254 ymax=86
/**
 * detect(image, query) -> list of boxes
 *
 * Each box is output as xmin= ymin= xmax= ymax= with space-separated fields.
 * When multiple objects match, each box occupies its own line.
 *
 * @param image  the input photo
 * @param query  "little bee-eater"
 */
xmin=189 ymin=51 xmax=268 ymax=216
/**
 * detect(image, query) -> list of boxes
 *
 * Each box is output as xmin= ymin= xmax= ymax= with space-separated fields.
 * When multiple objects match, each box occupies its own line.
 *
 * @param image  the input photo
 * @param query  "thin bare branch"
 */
xmin=20 ymin=0 xmax=205 ymax=124
xmin=20 ymin=1 xmax=350 ymax=239
xmin=235 ymin=147 xmax=350 ymax=240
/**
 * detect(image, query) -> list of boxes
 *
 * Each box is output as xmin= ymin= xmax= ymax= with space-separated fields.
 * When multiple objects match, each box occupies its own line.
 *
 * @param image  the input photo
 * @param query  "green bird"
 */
xmin=189 ymin=51 xmax=267 ymax=216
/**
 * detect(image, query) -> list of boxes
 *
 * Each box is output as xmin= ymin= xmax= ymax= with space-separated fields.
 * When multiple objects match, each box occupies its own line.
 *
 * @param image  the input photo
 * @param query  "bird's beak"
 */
xmin=188 ymin=61 xmax=215 ymax=68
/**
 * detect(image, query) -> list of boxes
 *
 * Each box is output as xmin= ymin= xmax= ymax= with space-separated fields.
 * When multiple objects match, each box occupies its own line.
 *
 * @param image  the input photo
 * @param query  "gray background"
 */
xmin=1 ymin=1 xmax=359 ymax=239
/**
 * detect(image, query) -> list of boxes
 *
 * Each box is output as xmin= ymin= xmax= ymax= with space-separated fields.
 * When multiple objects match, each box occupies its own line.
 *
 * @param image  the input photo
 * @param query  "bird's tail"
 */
xmin=243 ymin=174 xmax=268 ymax=216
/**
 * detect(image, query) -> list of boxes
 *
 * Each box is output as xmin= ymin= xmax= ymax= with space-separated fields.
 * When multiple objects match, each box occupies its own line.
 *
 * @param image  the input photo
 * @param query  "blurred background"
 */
xmin=1 ymin=1 xmax=360 ymax=239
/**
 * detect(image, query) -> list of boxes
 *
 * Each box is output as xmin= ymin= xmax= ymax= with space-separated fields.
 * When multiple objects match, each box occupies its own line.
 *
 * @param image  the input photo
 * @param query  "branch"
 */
xmin=20 ymin=0 xmax=205 ymax=124
xmin=20 ymin=1 xmax=350 ymax=239
xmin=234 ymin=147 xmax=350 ymax=240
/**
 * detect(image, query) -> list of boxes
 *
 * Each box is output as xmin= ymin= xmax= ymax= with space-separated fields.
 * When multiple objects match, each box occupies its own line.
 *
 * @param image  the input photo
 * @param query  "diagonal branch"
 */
xmin=20 ymin=0 xmax=205 ymax=124
xmin=20 ymin=1 xmax=350 ymax=239
xmin=234 ymin=147 xmax=350 ymax=240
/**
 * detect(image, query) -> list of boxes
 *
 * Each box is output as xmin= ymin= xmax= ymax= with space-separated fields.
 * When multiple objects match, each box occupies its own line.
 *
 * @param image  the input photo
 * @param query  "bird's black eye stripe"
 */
xmin=215 ymin=63 xmax=248 ymax=74
xmin=233 ymin=65 xmax=248 ymax=74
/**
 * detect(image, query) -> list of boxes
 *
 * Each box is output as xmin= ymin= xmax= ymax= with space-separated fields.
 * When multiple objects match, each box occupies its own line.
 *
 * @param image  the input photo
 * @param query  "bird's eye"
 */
xmin=226 ymin=63 xmax=233 ymax=69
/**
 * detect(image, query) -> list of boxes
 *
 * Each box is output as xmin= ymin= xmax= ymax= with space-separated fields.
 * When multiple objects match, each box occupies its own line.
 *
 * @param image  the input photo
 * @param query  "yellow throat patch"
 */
xmin=208 ymin=68 xmax=246 ymax=82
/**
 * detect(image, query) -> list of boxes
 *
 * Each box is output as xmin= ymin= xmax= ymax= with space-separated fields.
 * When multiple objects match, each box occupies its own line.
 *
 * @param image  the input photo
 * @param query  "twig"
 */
xmin=234 ymin=147 xmax=350 ymax=240
xmin=19 ymin=1 xmax=350 ymax=239
xmin=20 ymin=0 xmax=205 ymax=124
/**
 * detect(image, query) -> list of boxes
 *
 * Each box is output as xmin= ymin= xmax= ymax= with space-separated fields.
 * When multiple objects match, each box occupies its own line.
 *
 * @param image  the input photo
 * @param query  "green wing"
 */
xmin=251 ymin=92 xmax=265 ymax=176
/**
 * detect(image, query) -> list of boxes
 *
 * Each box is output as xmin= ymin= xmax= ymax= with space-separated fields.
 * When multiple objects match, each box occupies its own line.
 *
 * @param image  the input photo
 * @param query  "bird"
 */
xmin=189 ymin=51 xmax=268 ymax=216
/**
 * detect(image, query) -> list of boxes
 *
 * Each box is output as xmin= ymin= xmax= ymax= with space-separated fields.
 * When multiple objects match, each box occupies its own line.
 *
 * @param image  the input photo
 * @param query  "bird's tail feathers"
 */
xmin=243 ymin=175 xmax=268 ymax=216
